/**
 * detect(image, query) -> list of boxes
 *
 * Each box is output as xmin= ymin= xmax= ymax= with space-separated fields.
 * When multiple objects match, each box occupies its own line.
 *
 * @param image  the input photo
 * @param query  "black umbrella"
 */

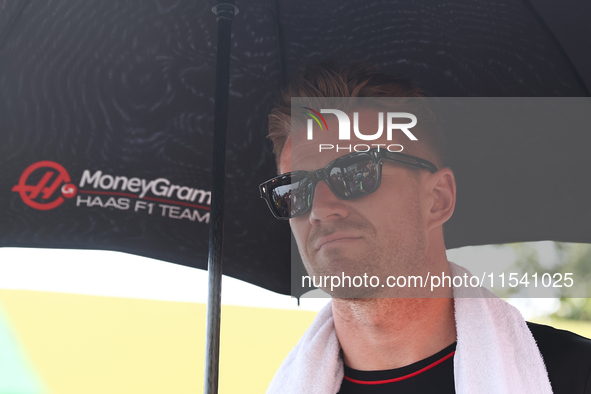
xmin=1 ymin=0 xmax=590 ymax=391
xmin=2 ymin=0 xmax=590 ymax=294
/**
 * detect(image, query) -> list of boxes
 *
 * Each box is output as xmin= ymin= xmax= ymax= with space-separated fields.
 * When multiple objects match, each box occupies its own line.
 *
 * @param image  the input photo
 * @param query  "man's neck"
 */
xmin=332 ymin=295 xmax=456 ymax=371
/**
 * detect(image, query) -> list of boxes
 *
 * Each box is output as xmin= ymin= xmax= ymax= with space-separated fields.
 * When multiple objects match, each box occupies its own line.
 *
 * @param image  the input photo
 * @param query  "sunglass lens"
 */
xmin=270 ymin=182 xmax=292 ymax=218
xmin=270 ymin=174 xmax=312 ymax=218
xmin=329 ymin=157 xmax=378 ymax=198
xmin=289 ymin=174 xmax=313 ymax=217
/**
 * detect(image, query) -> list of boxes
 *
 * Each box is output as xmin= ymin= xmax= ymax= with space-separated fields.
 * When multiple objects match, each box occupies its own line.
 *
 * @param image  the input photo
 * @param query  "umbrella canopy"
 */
xmin=0 ymin=0 xmax=590 ymax=298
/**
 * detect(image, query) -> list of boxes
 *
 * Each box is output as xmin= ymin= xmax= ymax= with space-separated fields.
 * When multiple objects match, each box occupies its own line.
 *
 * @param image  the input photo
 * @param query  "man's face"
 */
xmin=281 ymin=110 xmax=432 ymax=297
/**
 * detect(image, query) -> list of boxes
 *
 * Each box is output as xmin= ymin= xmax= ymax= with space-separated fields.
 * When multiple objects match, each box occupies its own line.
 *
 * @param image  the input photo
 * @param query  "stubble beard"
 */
xmin=301 ymin=207 xmax=429 ymax=299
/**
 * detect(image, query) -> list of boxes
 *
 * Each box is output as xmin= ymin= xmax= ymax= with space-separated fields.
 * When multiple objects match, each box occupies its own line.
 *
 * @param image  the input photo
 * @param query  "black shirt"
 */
xmin=338 ymin=342 xmax=456 ymax=393
xmin=337 ymin=322 xmax=591 ymax=394
xmin=528 ymin=322 xmax=591 ymax=394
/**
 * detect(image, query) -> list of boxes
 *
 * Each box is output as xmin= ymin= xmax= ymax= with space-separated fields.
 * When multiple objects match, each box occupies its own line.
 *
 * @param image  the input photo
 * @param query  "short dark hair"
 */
xmin=267 ymin=60 xmax=445 ymax=169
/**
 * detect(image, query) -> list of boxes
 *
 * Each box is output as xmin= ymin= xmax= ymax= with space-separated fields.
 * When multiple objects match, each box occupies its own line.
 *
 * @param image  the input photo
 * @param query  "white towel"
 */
xmin=267 ymin=262 xmax=553 ymax=394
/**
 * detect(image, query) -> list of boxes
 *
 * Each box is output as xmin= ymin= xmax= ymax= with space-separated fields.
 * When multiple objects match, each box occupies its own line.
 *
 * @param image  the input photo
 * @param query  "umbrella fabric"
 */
xmin=0 ymin=0 xmax=289 ymax=294
xmin=0 ymin=0 xmax=589 ymax=296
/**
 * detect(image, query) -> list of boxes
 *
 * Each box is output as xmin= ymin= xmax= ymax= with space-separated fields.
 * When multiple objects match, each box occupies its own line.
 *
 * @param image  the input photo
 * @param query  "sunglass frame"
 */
xmin=259 ymin=149 xmax=438 ymax=220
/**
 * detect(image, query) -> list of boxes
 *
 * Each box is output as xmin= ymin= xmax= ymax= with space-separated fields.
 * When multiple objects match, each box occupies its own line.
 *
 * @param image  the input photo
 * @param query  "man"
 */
xmin=259 ymin=61 xmax=591 ymax=393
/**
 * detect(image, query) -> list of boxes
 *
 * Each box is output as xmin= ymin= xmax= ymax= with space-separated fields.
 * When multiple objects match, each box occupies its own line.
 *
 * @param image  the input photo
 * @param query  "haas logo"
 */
xmin=12 ymin=161 xmax=77 ymax=210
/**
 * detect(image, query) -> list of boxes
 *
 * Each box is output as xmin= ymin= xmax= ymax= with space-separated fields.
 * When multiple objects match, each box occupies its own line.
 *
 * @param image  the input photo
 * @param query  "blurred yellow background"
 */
xmin=2 ymin=288 xmax=591 ymax=394
xmin=0 ymin=289 xmax=316 ymax=394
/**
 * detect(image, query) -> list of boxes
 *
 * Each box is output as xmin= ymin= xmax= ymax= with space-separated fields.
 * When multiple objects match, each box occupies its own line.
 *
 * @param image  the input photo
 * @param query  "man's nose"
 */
xmin=308 ymin=180 xmax=350 ymax=225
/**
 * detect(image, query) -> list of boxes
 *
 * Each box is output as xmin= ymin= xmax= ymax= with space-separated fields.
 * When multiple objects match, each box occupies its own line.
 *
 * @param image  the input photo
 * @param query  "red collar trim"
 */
xmin=343 ymin=350 xmax=455 ymax=385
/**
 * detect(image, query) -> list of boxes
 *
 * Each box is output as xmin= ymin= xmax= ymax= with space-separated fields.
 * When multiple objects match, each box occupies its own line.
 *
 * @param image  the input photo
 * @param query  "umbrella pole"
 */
xmin=205 ymin=2 xmax=238 ymax=394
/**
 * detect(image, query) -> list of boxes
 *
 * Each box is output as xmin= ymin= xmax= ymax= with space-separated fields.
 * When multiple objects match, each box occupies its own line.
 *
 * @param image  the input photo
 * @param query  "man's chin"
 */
xmin=309 ymin=253 xmax=368 ymax=272
xmin=306 ymin=270 xmax=440 ymax=299
xmin=326 ymin=285 xmax=427 ymax=298
xmin=324 ymin=286 xmax=386 ymax=299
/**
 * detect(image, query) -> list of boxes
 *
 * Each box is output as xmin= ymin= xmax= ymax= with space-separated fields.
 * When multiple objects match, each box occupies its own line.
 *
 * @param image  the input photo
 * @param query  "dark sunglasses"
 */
xmin=259 ymin=148 xmax=438 ymax=220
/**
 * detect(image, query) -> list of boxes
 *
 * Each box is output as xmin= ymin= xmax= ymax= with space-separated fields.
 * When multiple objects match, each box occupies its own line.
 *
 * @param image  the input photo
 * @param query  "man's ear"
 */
xmin=424 ymin=168 xmax=456 ymax=231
